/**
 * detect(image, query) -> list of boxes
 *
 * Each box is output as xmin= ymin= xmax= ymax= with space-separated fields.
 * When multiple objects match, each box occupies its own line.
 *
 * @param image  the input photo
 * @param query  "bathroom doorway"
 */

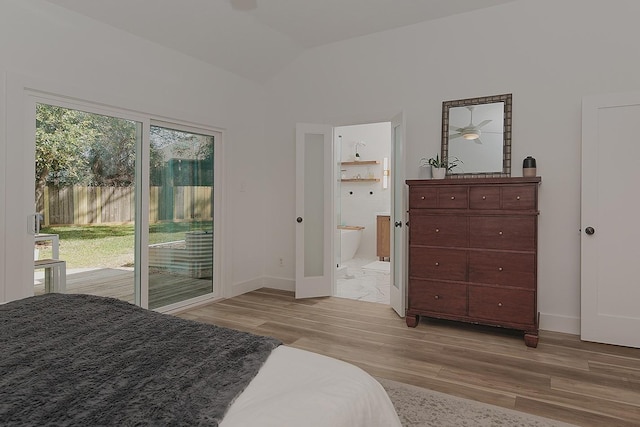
xmin=295 ymin=114 xmax=406 ymax=315
xmin=334 ymin=122 xmax=392 ymax=304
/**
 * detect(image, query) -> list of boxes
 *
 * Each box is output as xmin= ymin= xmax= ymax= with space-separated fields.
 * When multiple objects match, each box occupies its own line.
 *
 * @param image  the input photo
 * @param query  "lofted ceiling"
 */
xmin=45 ymin=0 xmax=516 ymax=82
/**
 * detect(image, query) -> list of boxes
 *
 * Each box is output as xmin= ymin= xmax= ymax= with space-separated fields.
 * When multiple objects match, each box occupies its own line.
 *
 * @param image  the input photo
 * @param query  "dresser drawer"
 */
xmin=469 ymin=187 xmax=501 ymax=209
xmin=410 ymin=215 xmax=467 ymax=247
xmin=469 ymin=216 xmax=536 ymax=251
xmin=468 ymin=252 xmax=535 ymax=289
xmin=501 ymin=185 xmax=536 ymax=210
xmin=469 ymin=287 xmax=535 ymax=325
xmin=437 ymin=187 xmax=468 ymax=208
xmin=410 ymin=247 xmax=466 ymax=281
xmin=409 ymin=186 xmax=468 ymax=209
xmin=409 ymin=187 xmax=438 ymax=208
xmin=409 ymin=279 xmax=467 ymax=315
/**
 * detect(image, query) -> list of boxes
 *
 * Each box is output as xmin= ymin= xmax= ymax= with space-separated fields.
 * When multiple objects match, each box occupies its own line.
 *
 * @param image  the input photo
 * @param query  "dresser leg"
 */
xmin=524 ymin=332 xmax=539 ymax=348
xmin=406 ymin=314 xmax=419 ymax=328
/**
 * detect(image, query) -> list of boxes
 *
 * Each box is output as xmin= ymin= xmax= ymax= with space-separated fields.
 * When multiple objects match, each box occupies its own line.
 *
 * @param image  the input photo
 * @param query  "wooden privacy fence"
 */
xmin=38 ymin=185 xmax=213 ymax=226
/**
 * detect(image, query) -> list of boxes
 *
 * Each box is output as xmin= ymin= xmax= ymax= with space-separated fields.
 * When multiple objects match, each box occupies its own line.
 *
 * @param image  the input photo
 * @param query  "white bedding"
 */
xmin=221 ymin=346 xmax=402 ymax=427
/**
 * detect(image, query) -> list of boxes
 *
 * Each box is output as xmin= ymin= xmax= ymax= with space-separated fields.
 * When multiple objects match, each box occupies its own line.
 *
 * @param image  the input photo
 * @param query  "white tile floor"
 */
xmin=336 ymin=257 xmax=390 ymax=304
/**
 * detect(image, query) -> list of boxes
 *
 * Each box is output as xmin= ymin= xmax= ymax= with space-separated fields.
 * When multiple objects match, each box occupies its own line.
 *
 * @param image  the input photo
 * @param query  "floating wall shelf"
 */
xmin=341 ymin=160 xmax=380 ymax=166
xmin=340 ymin=178 xmax=380 ymax=182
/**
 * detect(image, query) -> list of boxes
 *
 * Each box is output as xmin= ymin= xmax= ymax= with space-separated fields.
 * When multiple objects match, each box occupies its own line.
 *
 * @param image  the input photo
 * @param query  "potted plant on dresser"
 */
xmin=420 ymin=154 xmax=462 ymax=179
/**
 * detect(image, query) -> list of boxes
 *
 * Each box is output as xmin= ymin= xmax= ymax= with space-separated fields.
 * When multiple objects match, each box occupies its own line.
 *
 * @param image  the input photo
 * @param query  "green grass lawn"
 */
xmin=36 ymin=222 xmax=211 ymax=269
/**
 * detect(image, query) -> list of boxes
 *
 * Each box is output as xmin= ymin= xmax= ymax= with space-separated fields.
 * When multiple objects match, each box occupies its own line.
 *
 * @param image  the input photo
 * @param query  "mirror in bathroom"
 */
xmin=441 ymin=93 xmax=512 ymax=177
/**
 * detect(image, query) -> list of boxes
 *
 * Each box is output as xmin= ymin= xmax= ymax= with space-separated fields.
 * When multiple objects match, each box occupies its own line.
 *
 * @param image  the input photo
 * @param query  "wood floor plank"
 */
xmin=551 ymin=377 xmax=640 ymax=406
xmin=588 ymin=360 xmax=640 ymax=381
xmin=174 ymin=289 xmax=640 ymax=426
xmin=291 ymin=336 xmax=443 ymax=377
xmin=232 ymin=292 xmax=402 ymax=325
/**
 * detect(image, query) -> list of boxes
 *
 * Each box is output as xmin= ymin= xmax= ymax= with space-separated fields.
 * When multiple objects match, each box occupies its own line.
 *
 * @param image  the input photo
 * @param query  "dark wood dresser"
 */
xmin=405 ymin=177 xmax=541 ymax=347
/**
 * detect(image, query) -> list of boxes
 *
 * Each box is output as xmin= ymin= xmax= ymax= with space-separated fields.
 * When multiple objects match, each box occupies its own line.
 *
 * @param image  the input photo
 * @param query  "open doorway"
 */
xmin=295 ymin=114 xmax=405 ymax=316
xmin=334 ymin=122 xmax=391 ymax=304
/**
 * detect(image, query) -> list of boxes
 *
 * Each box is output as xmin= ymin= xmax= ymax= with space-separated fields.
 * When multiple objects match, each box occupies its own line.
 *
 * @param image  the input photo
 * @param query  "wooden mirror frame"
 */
xmin=442 ymin=93 xmax=512 ymax=178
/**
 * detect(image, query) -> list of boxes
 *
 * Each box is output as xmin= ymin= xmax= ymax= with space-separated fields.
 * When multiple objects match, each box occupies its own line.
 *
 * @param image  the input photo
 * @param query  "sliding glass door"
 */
xmin=34 ymin=103 xmax=141 ymax=304
xmin=148 ymin=123 xmax=216 ymax=309
xmin=28 ymin=96 xmax=221 ymax=309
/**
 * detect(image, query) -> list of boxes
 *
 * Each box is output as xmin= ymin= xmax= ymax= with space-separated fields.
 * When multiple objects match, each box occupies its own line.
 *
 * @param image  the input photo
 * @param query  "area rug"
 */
xmin=362 ymin=260 xmax=390 ymax=273
xmin=377 ymin=377 xmax=577 ymax=427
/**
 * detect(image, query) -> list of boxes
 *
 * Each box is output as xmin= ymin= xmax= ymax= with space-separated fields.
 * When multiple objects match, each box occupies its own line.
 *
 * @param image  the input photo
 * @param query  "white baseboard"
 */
xmin=230 ymin=276 xmax=295 ymax=297
xmin=262 ymin=276 xmax=295 ymax=292
xmin=230 ymin=277 xmax=267 ymax=297
xmin=539 ymin=312 xmax=580 ymax=335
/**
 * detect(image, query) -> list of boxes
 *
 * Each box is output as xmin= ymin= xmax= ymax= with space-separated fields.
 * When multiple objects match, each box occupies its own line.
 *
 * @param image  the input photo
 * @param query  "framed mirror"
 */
xmin=442 ymin=93 xmax=512 ymax=178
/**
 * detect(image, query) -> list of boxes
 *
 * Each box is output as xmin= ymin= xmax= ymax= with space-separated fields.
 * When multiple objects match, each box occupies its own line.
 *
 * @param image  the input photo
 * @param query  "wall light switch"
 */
xmin=240 ymin=181 xmax=247 ymax=192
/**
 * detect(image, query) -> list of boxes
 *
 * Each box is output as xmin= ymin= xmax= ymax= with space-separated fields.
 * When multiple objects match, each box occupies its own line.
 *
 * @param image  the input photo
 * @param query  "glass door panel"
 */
xmin=34 ymin=103 xmax=140 ymax=303
xmin=390 ymin=112 xmax=406 ymax=316
xmin=295 ymin=123 xmax=333 ymax=298
xmin=392 ymin=123 xmax=403 ymax=294
xmin=303 ymin=133 xmax=325 ymax=277
xmin=335 ymin=133 xmax=342 ymax=269
xmin=148 ymin=125 xmax=214 ymax=309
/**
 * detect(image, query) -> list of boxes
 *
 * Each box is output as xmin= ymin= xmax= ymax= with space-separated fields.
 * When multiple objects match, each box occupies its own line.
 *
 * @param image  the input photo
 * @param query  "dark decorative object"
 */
xmin=523 ymin=156 xmax=537 ymax=177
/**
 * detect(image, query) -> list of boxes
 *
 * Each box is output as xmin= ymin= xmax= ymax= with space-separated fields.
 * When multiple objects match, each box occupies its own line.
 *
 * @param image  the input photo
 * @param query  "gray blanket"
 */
xmin=0 ymin=293 xmax=281 ymax=426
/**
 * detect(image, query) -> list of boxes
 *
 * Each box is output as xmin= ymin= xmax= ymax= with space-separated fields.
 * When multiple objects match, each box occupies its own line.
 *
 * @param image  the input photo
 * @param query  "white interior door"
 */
xmin=295 ymin=123 xmax=334 ymax=298
xmin=581 ymin=91 xmax=640 ymax=348
xmin=390 ymin=112 xmax=406 ymax=317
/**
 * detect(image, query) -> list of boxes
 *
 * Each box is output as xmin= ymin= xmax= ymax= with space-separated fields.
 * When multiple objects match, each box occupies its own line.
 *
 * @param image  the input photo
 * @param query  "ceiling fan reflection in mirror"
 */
xmin=230 ymin=0 xmax=257 ymax=11
xmin=449 ymin=106 xmax=497 ymax=144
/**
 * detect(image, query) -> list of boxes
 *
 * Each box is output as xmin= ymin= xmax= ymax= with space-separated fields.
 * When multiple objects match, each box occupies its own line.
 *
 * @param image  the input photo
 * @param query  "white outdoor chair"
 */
xmin=34 ymin=259 xmax=66 ymax=293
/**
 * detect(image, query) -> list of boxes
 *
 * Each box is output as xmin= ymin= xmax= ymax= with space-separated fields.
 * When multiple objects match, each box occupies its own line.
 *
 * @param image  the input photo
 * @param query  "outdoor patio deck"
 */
xmin=34 ymin=268 xmax=213 ymax=309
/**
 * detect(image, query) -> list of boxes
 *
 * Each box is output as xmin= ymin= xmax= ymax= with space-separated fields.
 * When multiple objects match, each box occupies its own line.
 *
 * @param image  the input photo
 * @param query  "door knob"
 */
xmin=394 ymin=221 xmax=402 ymax=228
xmin=585 ymin=226 xmax=595 ymax=235
xmin=296 ymin=217 xmax=303 ymax=223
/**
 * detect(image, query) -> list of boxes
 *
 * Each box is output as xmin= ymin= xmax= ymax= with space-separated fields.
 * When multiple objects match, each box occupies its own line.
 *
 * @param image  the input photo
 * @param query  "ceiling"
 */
xmin=45 ymin=0 xmax=516 ymax=82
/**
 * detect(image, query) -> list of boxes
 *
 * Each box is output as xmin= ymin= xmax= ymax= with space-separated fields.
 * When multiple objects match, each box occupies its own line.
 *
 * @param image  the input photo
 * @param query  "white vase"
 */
xmin=431 ymin=167 xmax=446 ymax=179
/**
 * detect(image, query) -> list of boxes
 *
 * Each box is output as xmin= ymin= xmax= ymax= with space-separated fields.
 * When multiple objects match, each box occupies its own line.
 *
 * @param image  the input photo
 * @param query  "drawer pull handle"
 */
xmin=435 ymin=228 xmax=440 ymax=233
xmin=434 ymin=295 xmax=440 ymax=300
xmin=498 ymin=231 xmax=503 ymax=235
xmin=435 ymin=262 xmax=439 ymax=266
xmin=498 ymin=267 xmax=503 ymax=272
xmin=516 ymin=196 xmax=521 ymax=200
xmin=421 ymin=196 xmax=425 ymax=200
xmin=482 ymin=196 xmax=486 ymax=200
xmin=451 ymin=196 xmax=455 ymax=200
xmin=498 ymin=302 xmax=503 ymax=307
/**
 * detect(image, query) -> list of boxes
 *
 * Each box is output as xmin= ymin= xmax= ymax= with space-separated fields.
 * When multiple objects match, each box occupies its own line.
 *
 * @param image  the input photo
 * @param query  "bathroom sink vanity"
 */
xmin=376 ymin=215 xmax=390 ymax=261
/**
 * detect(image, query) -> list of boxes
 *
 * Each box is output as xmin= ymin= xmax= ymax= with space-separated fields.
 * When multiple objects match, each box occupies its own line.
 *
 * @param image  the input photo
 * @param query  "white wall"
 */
xmin=336 ymin=122 xmax=391 ymax=260
xmin=4 ymin=0 xmax=640 ymax=334
xmin=0 ymin=0 xmax=268 ymax=300
xmin=263 ymin=0 xmax=640 ymax=334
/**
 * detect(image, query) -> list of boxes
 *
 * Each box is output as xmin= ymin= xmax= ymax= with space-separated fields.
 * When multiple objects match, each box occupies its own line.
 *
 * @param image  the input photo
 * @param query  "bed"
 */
xmin=0 ymin=294 xmax=401 ymax=426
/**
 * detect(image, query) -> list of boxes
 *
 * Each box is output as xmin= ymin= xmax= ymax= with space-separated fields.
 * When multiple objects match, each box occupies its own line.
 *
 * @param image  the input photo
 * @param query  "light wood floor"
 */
xmin=177 ymin=288 xmax=640 ymax=427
